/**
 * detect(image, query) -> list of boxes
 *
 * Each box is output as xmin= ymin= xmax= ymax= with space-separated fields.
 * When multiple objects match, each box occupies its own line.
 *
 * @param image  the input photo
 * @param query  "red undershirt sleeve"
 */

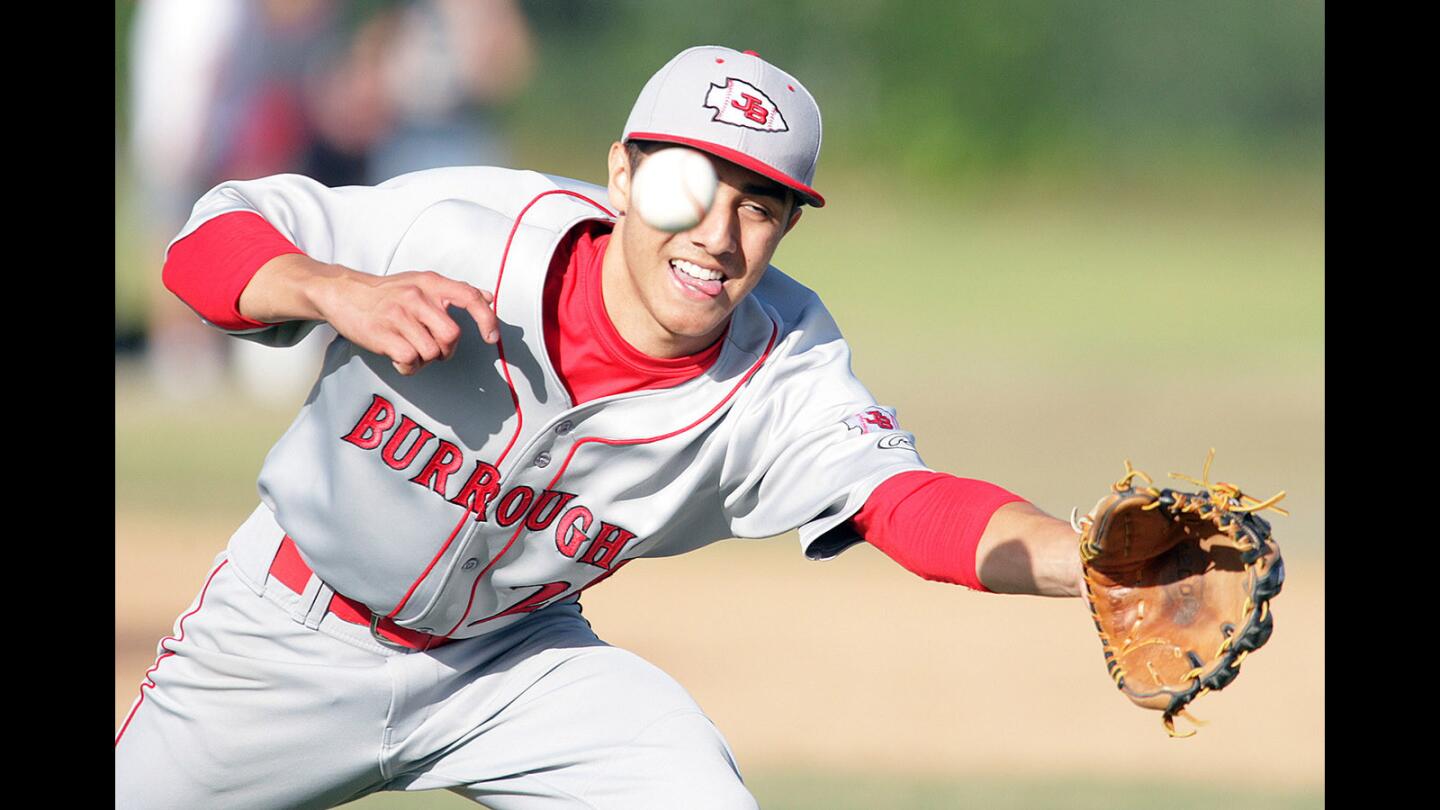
xmin=851 ymin=470 xmax=1028 ymax=593
xmin=162 ymin=211 xmax=306 ymax=330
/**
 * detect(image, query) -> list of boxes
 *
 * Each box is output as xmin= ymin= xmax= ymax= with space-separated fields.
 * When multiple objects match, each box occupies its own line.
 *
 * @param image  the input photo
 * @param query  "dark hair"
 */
xmin=624 ymin=139 xmax=798 ymax=215
xmin=624 ymin=139 xmax=664 ymax=172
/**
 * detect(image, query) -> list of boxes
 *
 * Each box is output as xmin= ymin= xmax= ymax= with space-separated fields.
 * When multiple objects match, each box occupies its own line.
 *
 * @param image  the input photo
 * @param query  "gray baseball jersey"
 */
xmin=118 ymin=166 xmax=930 ymax=808
xmin=178 ymin=166 xmax=929 ymax=639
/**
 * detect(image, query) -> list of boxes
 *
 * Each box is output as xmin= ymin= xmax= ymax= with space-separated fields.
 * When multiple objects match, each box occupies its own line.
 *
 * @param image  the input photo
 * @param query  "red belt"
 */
xmin=270 ymin=536 xmax=455 ymax=651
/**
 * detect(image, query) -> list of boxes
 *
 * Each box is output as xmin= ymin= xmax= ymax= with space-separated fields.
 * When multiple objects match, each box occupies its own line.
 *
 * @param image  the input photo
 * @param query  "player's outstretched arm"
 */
xmin=972 ymin=501 xmax=1084 ymax=597
xmin=855 ymin=472 xmax=1082 ymax=598
xmin=240 ymin=253 xmax=500 ymax=376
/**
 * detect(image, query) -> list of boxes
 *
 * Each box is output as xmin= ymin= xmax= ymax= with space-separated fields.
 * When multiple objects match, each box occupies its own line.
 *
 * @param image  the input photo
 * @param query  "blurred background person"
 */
xmin=124 ymin=0 xmax=533 ymax=405
xmin=357 ymin=0 xmax=534 ymax=184
xmin=127 ymin=0 xmax=342 ymax=402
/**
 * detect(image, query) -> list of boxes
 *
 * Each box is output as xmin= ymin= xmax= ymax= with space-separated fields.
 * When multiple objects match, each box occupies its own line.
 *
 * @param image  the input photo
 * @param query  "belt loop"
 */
xmin=300 ymin=576 xmax=334 ymax=630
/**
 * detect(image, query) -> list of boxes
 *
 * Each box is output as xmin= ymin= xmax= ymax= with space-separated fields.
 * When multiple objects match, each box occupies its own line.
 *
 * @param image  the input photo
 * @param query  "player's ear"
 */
xmin=607 ymin=141 xmax=632 ymax=215
xmin=783 ymin=205 xmax=803 ymax=236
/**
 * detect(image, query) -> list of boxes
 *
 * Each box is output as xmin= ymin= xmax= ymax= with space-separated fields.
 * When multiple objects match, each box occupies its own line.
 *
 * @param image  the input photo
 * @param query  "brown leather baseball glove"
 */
xmin=1074 ymin=451 xmax=1286 ymax=737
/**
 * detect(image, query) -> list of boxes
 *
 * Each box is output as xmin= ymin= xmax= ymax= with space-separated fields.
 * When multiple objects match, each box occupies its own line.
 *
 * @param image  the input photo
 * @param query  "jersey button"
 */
xmin=534 ymin=451 xmax=551 ymax=468
xmin=462 ymin=557 xmax=479 ymax=571
xmin=556 ymin=420 xmax=574 ymax=436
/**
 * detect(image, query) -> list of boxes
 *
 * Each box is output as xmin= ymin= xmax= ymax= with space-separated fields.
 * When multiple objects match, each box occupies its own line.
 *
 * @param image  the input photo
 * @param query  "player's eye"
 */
xmin=741 ymin=202 xmax=775 ymax=221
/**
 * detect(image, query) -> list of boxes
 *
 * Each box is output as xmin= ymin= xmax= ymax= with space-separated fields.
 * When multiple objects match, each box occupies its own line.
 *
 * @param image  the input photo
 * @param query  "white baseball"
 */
xmin=630 ymin=147 xmax=718 ymax=233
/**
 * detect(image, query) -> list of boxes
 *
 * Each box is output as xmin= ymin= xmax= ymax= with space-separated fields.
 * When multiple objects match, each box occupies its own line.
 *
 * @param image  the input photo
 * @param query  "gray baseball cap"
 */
xmin=622 ymin=45 xmax=825 ymax=207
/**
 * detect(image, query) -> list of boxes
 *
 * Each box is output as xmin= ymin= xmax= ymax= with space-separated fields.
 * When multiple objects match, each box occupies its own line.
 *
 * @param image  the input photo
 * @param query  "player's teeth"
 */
xmin=672 ymin=260 xmax=721 ymax=281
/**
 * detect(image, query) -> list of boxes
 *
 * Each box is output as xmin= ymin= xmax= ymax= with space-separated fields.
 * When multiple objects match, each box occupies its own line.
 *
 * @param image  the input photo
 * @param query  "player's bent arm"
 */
xmin=972 ymin=501 xmax=1084 ymax=598
xmin=236 ymin=252 xmax=348 ymax=325
xmin=168 ymin=168 xmax=564 ymax=355
xmin=162 ymin=202 xmax=502 ymax=376
xmin=240 ymin=253 xmax=502 ymax=376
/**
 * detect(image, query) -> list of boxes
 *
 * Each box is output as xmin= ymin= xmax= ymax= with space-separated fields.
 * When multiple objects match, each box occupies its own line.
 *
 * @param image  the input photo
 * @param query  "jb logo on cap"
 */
xmin=703 ymin=78 xmax=789 ymax=132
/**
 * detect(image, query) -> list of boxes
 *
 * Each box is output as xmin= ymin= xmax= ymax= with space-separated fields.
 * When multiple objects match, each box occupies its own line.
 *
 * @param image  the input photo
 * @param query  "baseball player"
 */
xmin=116 ymin=46 xmax=1087 ymax=809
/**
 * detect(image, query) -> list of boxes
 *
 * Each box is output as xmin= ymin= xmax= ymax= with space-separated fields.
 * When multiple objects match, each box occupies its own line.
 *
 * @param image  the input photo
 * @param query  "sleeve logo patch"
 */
xmin=877 ymin=433 xmax=915 ymax=451
xmin=703 ymin=78 xmax=789 ymax=132
xmin=842 ymin=406 xmax=899 ymax=434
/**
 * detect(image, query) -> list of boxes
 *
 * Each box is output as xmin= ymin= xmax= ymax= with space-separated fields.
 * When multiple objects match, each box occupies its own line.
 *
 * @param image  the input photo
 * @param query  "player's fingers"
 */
xmin=386 ymin=308 xmax=445 ymax=370
xmin=410 ymin=298 xmax=465 ymax=360
xmin=401 ymin=272 xmax=500 ymax=345
xmin=434 ymin=279 xmax=501 ymax=344
xmin=467 ymin=287 xmax=500 ymax=343
xmin=465 ymin=294 xmax=501 ymax=344
xmin=416 ymin=274 xmax=498 ymax=343
xmin=380 ymin=334 xmax=423 ymax=376
xmin=375 ymin=284 xmax=453 ymax=365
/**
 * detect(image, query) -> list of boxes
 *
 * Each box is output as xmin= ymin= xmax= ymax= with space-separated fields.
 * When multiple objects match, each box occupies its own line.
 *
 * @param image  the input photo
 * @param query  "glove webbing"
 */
xmin=1081 ymin=451 xmax=1288 ymax=738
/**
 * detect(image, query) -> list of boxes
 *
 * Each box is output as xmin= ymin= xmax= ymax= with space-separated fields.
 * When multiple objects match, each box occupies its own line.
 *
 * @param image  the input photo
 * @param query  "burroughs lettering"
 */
xmin=340 ymin=393 xmax=640 ymax=565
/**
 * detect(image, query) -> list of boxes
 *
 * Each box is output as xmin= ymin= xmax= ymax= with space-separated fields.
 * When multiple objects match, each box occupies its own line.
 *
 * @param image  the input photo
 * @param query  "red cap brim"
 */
xmin=626 ymin=131 xmax=825 ymax=207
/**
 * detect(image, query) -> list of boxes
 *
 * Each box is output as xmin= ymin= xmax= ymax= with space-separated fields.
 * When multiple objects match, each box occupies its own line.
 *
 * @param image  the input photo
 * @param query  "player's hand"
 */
xmin=312 ymin=267 xmax=501 ymax=376
xmin=240 ymin=254 xmax=501 ymax=375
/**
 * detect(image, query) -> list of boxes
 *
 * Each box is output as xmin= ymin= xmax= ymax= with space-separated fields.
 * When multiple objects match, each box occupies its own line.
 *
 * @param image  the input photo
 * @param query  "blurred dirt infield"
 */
xmin=116 ymin=509 xmax=1323 ymax=790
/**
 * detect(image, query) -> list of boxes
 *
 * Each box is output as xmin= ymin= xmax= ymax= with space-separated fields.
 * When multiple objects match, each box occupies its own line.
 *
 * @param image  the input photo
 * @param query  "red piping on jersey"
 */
xmin=490 ymin=189 xmax=616 ymax=468
xmin=387 ymin=189 xmax=615 ymax=620
xmin=443 ymin=322 xmax=781 ymax=636
xmin=115 ymin=559 xmax=230 ymax=747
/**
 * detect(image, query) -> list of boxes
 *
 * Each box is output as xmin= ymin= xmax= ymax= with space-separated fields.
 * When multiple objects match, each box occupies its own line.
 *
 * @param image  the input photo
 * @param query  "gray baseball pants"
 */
xmin=115 ymin=552 xmax=757 ymax=809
